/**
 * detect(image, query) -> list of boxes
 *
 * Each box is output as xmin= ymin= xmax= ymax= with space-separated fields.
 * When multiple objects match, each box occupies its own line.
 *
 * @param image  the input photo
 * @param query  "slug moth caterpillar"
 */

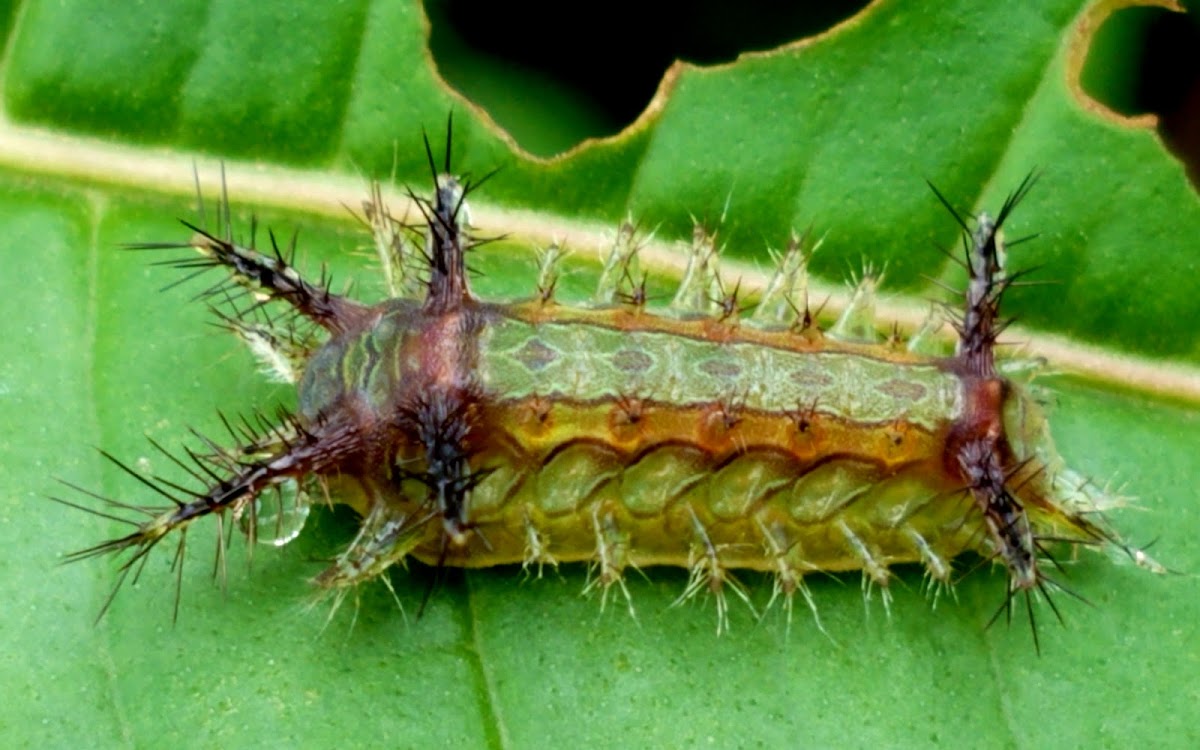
xmin=55 ymin=121 xmax=1163 ymax=648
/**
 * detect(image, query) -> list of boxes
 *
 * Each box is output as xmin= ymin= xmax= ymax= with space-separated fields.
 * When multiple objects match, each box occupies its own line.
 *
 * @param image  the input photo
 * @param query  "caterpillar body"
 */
xmin=59 ymin=124 xmax=1162 ymax=643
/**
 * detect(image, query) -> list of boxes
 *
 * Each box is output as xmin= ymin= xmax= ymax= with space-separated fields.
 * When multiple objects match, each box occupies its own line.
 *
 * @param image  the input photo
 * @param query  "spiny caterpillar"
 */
xmin=58 ymin=122 xmax=1163 ymax=647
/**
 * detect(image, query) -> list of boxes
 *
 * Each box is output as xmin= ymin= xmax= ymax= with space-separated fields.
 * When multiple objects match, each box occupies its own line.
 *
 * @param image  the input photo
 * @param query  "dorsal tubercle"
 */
xmin=936 ymin=172 xmax=1038 ymax=379
xmin=413 ymin=115 xmax=497 ymax=313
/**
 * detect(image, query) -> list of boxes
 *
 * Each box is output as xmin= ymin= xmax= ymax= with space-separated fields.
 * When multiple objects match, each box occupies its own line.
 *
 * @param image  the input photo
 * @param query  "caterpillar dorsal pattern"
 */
xmin=59 ymin=122 xmax=1163 ymax=644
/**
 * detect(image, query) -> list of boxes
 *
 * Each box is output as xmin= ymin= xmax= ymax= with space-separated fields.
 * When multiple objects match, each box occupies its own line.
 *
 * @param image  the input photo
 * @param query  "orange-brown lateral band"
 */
xmin=483 ymin=398 xmax=948 ymax=473
xmin=499 ymin=300 xmax=936 ymax=364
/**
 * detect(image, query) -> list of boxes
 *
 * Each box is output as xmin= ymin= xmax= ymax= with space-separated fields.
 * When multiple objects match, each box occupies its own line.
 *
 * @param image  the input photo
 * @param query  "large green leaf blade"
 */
xmin=0 ymin=1 xmax=1197 ymax=748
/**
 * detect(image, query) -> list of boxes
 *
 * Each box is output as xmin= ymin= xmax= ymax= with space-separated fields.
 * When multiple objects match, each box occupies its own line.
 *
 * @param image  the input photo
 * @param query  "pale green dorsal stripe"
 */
xmin=478 ymin=318 xmax=963 ymax=430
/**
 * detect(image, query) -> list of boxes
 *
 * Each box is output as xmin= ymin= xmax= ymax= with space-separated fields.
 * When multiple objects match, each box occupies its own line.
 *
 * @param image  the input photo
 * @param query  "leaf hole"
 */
xmin=424 ymin=0 xmax=871 ymax=157
xmin=1078 ymin=3 xmax=1200 ymax=189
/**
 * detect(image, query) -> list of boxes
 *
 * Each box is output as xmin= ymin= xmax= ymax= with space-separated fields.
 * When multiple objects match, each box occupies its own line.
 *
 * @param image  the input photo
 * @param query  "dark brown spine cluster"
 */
xmin=934 ymin=175 xmax=1081 ymax=648
xmin=395 ymin=117 xmax=491 ymax=553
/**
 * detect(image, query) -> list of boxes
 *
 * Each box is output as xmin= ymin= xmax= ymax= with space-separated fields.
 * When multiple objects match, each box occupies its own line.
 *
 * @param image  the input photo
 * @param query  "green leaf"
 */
xmin=2 ymin=1 xmax=1198 ymax=748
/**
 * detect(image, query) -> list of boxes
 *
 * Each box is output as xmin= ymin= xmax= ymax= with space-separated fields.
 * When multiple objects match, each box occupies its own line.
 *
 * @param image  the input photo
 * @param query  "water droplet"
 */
xmin=239 ymin=479 xmax=311 ymax=546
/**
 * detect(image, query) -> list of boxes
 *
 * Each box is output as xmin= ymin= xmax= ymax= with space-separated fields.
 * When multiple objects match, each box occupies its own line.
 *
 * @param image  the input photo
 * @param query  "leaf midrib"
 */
xmin=1 ymin=120 xmax=1193 ymax=402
